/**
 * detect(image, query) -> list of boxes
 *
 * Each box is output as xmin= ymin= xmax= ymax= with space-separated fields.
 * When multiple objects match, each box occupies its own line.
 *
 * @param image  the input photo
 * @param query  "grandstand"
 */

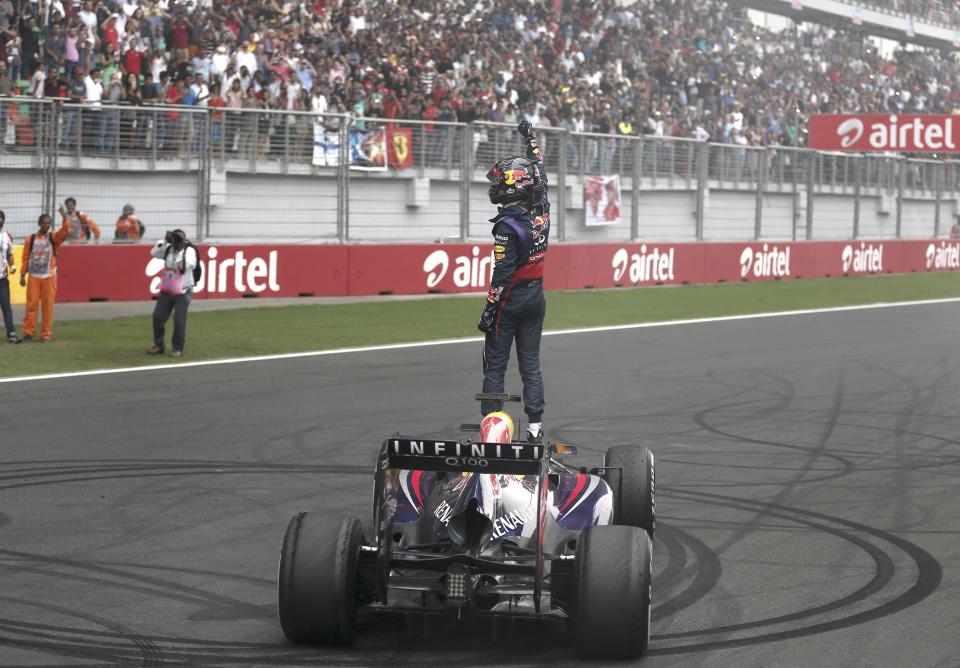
xmin=2 ymin=0 xmax=960 ymax=242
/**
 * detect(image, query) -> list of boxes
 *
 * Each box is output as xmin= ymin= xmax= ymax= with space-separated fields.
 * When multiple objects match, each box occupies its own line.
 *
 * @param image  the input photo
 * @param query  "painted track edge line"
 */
xmin=1 ymin=296 xmax=957 ymax=385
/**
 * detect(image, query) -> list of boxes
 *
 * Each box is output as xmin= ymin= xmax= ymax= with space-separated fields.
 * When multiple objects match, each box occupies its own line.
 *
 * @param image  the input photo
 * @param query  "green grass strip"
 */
xmin=1 ymin=272 xmax=957 ymax=378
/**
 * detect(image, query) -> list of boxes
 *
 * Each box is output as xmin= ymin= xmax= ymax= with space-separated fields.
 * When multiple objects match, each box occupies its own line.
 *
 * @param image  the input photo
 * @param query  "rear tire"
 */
xmin=574 ymin=525 xmax=652 ymax=659
xmin=278 ymin=512 xmax=364 ymax=644
xmin=604 ymin=445 xmax=655 ymax=536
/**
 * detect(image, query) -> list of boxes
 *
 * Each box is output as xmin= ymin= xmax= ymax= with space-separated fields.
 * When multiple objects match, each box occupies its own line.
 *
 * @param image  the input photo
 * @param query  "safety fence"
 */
xmin=1 ymin=97 xmax=958 ymax=242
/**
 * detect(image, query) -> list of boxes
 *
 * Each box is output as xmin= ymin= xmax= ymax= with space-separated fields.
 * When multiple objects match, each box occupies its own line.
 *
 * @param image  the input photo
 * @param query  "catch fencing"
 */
xmin=1 ymin=97 xmax=957 ymax=242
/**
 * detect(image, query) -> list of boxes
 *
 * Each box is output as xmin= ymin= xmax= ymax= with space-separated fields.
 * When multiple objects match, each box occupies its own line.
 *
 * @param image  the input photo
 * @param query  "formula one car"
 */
xmin=278 ymin=394 xmax=655 ymax=659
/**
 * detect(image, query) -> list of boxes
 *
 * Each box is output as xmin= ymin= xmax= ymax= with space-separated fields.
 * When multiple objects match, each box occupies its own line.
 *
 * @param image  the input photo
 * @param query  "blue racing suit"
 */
xmin=480 ymin=133 xmax=550 ymax=420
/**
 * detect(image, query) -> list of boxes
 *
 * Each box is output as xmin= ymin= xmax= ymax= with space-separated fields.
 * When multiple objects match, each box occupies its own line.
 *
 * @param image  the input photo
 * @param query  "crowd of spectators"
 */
xmin=2 ymin=0 xmax=960 ymax=151
xmin=860 ymin=0 xmax=960 ymax=27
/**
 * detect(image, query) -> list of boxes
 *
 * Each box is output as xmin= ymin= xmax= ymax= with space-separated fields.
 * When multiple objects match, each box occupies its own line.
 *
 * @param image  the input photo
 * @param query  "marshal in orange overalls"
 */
xmin=21 ymin=217 xmax=72 ymax=341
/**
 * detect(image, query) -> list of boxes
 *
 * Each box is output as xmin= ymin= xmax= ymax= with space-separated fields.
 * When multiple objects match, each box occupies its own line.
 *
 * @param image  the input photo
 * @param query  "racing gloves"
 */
xmin=478 ymin=302 xmax=497 ymax=333
xmin=517 ymin=120 xmax=535 ymax=140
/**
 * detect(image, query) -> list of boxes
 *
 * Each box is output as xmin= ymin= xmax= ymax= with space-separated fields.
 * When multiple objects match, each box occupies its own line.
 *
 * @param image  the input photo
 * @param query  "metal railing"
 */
xmin=2 ymin=96 xmax=957 ymax=243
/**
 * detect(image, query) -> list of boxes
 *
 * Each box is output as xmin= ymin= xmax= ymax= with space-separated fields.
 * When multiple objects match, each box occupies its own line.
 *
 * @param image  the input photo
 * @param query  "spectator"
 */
xmin=950 ymin=214 xmax=960 ymax=239
xmin=114 ymin=203 xmax=143 ymax=241
xmin=83 ymin=68 xmax=103 ymax=149
xmin=44 ymin=21 xmax=66 ymax=72
xmin=18 ymin=13 xmax=40 ymax=80
xmin=62 ymin=66 xmax=85 ymax=149
xmin=19 ymin=212 xmax=72 ymax=344
xmin=43 ymin=65 xmax=63 ymax=99
xmin=100 ymin=70 xmax=123 ymax=152
xmin=0 ymin=0 xmax=13 ymax=35
xmin=0 ymin=209 xmax=18 ymax=343
xmin=168 ymin=8 xmax=192 ymax=63
xmin=146 ymin=229 xmax=197 ymax=358
xmin=59 ymin=197 xmax=100 ymax=243
xmin=26 ymin=61 xmax=45 ymax=99
xmin=63 ymin=26 xmax=79 ymax=78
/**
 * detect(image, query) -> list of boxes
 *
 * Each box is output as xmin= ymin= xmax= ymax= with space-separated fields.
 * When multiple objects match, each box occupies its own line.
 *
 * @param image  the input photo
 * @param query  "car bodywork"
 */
xmin=362 ymin=436 xmax=614 ymax=617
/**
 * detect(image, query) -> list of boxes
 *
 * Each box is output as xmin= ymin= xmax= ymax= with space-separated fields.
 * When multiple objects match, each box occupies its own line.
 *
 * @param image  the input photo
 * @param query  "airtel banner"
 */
xmin=809 ymin=114 xmax=960 ymax=152
xmin=50 ymin=240 xmax=956 ymax=303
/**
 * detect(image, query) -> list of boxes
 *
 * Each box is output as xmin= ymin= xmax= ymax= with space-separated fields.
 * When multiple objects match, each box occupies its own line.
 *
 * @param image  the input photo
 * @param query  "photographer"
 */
xmin=146 ymin=229 xmax=197 ymax=358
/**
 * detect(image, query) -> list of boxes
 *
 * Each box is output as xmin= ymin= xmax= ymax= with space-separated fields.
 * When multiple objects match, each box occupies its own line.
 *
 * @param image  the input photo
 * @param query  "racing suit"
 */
xmin=480 ymin=132 xmax=550 ymax=420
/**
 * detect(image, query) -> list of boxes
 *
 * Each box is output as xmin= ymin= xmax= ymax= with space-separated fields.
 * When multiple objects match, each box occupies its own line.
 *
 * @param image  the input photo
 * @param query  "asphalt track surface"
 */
xmin=2 ymin=302 xmax=959 ymax=667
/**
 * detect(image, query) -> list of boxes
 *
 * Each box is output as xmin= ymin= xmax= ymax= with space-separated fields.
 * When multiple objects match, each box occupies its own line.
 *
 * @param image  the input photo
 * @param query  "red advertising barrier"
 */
xmin=51 ymin=240 xmax=960 ymax=303
xmin=809 ymin=114 xmax=960 ymax=152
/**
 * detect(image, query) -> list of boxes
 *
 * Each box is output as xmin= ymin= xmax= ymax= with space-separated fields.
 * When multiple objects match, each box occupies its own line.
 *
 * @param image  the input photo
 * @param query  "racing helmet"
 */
xmin=479 ymin=411 xmax=514 ymax=444
xmin=486 ymin=156 xmax=546 ymax=211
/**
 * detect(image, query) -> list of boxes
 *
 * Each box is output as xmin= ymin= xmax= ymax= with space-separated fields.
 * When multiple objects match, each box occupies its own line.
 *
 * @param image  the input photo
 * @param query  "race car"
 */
xmin=277 ymin=393 xmax=655 ymax=659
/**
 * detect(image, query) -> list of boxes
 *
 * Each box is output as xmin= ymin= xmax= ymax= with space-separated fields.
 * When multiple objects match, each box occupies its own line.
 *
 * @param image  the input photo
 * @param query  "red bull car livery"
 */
xmin=277 ymin=394 xmax=656 ymax=659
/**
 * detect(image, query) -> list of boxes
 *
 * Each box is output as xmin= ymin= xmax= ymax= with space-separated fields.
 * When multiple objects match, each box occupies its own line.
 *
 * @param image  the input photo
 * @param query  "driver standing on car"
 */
xmin=478 ymin=121 xmax=550 ymax=444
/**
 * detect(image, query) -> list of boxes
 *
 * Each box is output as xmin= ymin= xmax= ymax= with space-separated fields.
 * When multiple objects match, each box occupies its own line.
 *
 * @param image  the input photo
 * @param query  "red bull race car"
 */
xmin=277 ymin=394 xmax=655 ymax=659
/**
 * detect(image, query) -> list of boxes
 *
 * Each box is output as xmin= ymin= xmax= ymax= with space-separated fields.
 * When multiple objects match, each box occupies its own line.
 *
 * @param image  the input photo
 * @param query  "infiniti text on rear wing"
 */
xmin=383 ymin=438 xmax=545 ymax=475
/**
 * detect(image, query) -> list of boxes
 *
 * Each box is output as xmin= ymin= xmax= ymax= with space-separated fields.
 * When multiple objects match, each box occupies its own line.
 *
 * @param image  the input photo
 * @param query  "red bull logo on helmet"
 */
xmin=503 ymin=168 xmax=529 ymax=186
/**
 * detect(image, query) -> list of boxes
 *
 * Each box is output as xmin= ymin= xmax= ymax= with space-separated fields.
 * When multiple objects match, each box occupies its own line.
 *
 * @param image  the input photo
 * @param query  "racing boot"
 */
xmin=527 ymin=422 xmax=543 ymax=444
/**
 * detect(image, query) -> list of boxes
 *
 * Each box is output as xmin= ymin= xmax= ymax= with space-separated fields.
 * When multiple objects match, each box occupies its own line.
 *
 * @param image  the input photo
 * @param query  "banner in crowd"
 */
xmin=809 ymin=114 xmax=960 ymax=153
xmin=47 ymin=240 xmax=960 ymax=303
xmin=311 ymin=124 xmax=340 ymax=167
xmin=387 ymin=126 xmax=413 ymax=169
xmin=349 ymin=128 xmax=388 ymax=171
xmin=311 ymin=125 xmax=391 ymax=170
xmin=584 ymin=175 xmax=621 ymax=226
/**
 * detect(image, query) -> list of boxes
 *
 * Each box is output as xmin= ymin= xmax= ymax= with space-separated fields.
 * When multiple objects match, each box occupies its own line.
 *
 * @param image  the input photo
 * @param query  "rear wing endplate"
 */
xmin=383 ymin=437 xmax=545 ymax=475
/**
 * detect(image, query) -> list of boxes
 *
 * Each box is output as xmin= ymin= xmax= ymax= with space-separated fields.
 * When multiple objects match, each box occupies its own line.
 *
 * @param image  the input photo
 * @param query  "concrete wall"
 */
xmin=1 ymin=162 xmax=954 ymax=243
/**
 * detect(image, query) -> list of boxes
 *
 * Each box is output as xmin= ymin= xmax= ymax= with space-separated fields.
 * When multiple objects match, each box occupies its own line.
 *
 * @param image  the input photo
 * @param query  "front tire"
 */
xmin=604 ymin=445 xmax=655 ymax=536
xmin=574 ymin=524 xmax=652 ymax=659
xmin=278 ymin=512 xmax=364 ymax=645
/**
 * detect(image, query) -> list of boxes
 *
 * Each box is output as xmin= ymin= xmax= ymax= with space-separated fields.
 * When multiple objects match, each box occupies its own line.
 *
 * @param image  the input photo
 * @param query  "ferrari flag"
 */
xmin=387 ymin=126 xmax=413 ymax=169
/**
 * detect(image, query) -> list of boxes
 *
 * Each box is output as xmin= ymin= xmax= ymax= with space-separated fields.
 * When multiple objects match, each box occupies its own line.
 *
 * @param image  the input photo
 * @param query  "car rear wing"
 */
xmin=382 ymin=437 xmax=545 ymax=475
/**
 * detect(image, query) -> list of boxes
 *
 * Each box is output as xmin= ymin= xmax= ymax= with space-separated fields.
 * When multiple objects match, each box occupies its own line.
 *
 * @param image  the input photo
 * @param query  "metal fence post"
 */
xmin=631 ymin=137 xmax=641 ymax=241
xmin=695 ymin=142 xmax=707 ymax=240
xmin=337 ymin=117 xmax=350 ymax=242
xmin=806 ymin=151 xmax=815 ymax=240
xmin=754 ymin=148 xmax=767 ymax=240
xmin=42 ymin=102 xmax=59 ymax=215
xmin=896 ymin=157 xmax=905 ymax=239
xmin=852 ymin=157 xmax=861 ymax=240
xmin=460 ymin=123 xmax=473 ymax=241
xmin=791 ymin=149 xmax=798 ymax=241
xmin=934 ymin=162 xmax=943 ymax=238
xmin=556 ymin=128 xmax=567 ymax=242
xmin=195 ymin=110 xmax=211 ymax=242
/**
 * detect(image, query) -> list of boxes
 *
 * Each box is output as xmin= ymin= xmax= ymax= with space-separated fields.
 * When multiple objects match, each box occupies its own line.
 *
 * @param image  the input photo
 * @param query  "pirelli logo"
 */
xmin=390 ymin=439 xmax=542 ymax=460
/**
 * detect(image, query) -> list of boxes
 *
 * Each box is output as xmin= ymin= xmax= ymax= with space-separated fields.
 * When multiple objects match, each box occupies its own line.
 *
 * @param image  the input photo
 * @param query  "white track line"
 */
xmin=2 ymin=297 xmax=958 ymax=385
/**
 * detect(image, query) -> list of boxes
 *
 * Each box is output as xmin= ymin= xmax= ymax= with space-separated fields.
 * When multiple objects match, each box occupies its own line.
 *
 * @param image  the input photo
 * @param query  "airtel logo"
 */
xmin=925 ymin=241 xmax=960 ymax=270
xmin=423 ymin=247 xmax=494 ymax=289
xmin=612 ymin=246 xmax=675 ymax=284
xmin=739 ymin=244 xmax=791 ymax=278
xmin=842 ymin=243 xmax=884 ymax=274
xmin=146 ymin=247 xmax=280 ymax=294
xmin=837 ymin=118 xmax=864 ymax=148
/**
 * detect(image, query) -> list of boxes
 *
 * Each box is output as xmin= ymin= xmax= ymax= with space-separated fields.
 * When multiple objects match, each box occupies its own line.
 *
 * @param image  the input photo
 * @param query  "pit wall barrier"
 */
xmin=46 ymin=240 xmax=960 ymax=304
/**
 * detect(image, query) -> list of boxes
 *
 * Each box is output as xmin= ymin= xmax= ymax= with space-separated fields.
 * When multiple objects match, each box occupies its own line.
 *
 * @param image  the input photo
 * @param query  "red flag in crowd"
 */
xmin=387 ymin=127 xmax=414 ymax=170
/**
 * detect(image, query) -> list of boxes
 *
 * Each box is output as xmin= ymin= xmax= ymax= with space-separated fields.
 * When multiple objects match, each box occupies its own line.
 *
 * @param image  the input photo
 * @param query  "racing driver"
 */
xmin=478 ymin=121 xmax=550 ymax=443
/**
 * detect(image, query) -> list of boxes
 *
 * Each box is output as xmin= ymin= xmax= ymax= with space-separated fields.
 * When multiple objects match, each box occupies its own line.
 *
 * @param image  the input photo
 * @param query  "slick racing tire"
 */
xmin=278 ymin=512 xmax=364 ymax=645
xmin=574 ymin=525 xmax=652 ymax=659
xmin=603 ymin=445 xmax=655 ymax=537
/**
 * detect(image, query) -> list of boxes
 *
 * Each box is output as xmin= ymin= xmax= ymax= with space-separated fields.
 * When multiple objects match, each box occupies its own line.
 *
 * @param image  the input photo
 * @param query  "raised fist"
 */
xmin=517 ymin=120 xmax=535 ymax=139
